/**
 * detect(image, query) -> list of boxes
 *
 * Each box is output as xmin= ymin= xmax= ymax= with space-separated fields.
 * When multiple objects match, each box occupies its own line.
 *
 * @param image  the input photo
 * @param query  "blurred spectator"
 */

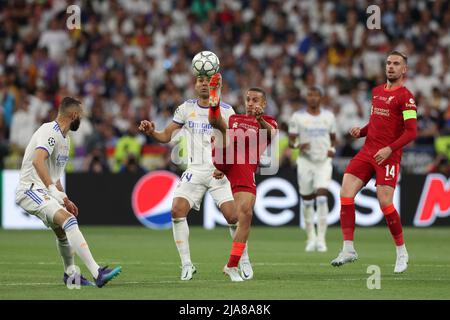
xmin=119 ymin=153 xmax=147 ymax=175
xmin=427 ymin=154 xmax=450 ymax=178
xmin=9 ymin=94 xmax=37 ymax=152
xmin=84 ymin=146 xmax=111 ymax=174
xmin=416 ymin=105 xmax=440 ymax=146
xmin=113 ymin=121 xmax=144 ymax=172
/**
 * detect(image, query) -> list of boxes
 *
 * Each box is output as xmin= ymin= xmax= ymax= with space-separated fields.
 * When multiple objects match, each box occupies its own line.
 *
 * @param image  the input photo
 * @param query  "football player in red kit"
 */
xmin=208 ymin=73 xmax=278 ymax=281
xmin=331 ymin=51 xmax=417 ymax=273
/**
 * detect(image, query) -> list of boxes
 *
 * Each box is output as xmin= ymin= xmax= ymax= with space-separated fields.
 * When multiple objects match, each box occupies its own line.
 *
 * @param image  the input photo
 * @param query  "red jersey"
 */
xmin=360 ymin=84 xmax=417 ymax=163
xmin=212 ymin=114 xmax=278 ymax=173
xmin=212 ymin=114 xmax=278 ymax=195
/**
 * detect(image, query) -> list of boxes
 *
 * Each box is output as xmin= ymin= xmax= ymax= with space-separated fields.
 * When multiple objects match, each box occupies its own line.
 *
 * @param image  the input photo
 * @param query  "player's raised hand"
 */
xmin=213 ymin=169 xmax=224 ymax=179
xmin=374 ymin=146 xmax=392 ymax=165
xmin=254 ymin=105 xmax=264 ymax=121
xmin=139 ymin=120 xmax=155 ymax=136
xmin=349 ymin=127 xmax=361 ymax=138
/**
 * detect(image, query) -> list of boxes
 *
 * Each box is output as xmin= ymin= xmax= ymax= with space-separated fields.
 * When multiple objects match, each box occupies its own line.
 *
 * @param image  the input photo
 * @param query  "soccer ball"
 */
xmin=191 ymin=51 xmax=220 ymax=77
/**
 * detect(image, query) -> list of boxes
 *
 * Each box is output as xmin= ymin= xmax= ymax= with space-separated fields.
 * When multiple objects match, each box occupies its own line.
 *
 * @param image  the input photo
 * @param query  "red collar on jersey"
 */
xmin=383 ymin=84 xmax=404 ymax=92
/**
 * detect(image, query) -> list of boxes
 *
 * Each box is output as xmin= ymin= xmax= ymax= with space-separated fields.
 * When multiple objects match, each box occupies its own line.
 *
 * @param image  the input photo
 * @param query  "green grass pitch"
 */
xmin=1 ymin=226 xmax=449 ymax=299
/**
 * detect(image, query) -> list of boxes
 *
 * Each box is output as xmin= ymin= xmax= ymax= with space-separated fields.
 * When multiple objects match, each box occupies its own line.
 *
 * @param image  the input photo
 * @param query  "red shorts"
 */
xmin=345 ymin=153 xmax=400 ymax=188
xmin=215 ymin=163 xmax=256 ymax=195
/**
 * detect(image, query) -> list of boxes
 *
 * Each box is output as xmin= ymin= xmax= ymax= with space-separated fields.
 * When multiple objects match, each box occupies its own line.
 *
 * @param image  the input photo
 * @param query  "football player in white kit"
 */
xmin=288 ymin=87 xmax=337 ymax=252
xmin=15 ymin=97 xmax=122 ymax=288
xmin=139 ymin=76 xmax=253 ymax=280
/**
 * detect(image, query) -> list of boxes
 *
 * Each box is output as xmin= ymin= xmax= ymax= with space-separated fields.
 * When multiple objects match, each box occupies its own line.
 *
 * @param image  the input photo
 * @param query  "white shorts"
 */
xmin=297 ymin=157 xmax=333 ymax=196
xmin=15 ymin=187 xmax=64 ymax=229
xmin=173 ymin=169 xmax=234 ymax=211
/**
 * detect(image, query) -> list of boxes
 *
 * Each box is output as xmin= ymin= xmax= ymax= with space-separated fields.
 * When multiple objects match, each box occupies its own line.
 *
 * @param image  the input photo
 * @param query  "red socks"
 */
xmin=382 ymin=204 xmax=404 ymax=246
xmin=227 ymin=242 xmax=246 ymax=268
xmin=340 ymin=197 xmax=404 ymax=246
xmin=209 ymin=105 xmax=221 ymax=120
xmin=340 ymin=197 xmax=355 ymax=241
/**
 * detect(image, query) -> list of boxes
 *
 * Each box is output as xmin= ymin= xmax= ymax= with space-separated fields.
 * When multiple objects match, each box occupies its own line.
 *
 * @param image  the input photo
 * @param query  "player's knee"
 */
xmin=53 ymin=209 xmax=75 ymax=228
xmin=376 ymin=191 xmax=393 ymax=208
xmin=224 ymin=214 xmax=238 ymax=225
xmin=171 ymin=205 xmax=188 ymax=219
xmin=302 ymin=198 xmax=314 ymax=209
xmin=340 ymin=187 xmax=355 ymax=199
xmin=237 ymin=204 xmax=253 ymax=219
xmin=377 ymin=196 xmax=392 ymax=208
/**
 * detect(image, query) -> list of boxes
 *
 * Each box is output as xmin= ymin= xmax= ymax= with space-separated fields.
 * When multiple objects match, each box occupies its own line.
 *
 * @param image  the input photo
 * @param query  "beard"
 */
xmin=387 ymin=73 xmax=401 ymax=82
xmin=70 ymin=118 xmax=80 ymax=131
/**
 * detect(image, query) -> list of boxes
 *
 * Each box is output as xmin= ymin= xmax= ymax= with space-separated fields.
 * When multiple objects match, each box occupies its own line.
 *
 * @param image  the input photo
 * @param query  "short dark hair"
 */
xmin=59 ymin=96 xmax=82 ymax=115
xmin=308 ymin=86 xmax=323 ymax=96
xmin=247 ymin=87 xmax=266 ymax=100
xmin=388 ymin=50 xmax=408 ymax=64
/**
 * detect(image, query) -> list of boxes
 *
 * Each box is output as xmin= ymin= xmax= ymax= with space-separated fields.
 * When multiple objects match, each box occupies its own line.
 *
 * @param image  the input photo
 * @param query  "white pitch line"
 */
xmin=3 ymin=277 xmax=450 ymax=287
xmin=2 ymin=262 xmax=450 ymax=268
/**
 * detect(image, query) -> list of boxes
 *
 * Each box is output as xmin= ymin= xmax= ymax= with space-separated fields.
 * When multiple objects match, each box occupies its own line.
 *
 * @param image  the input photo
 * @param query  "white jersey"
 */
xmin=173 ymin=99 xmax=234 ymax=172
xmin=288 ymin=108 xmax=336 ymax=163
xmin=17 ymin=121 xmax=70 ymax=191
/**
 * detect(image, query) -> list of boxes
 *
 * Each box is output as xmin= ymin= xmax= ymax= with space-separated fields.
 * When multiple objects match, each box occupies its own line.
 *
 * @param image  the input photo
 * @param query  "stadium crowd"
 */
xmin=0 ymin=0 xmax=449 ymax=176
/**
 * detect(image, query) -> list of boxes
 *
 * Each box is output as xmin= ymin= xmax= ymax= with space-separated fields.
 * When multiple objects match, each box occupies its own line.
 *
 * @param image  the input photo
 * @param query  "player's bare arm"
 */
xmin=288 ymin=133 xmax=309 ymax=151
xmin=32 ymin=148 xmax=54 ymax=187
xmin=328 ymin=133 xmax=337 ymax=157
xmin=139 ymin=120 xmax=182 ymax=144
xmin=32 ymin=148 xmax=69 ymax=206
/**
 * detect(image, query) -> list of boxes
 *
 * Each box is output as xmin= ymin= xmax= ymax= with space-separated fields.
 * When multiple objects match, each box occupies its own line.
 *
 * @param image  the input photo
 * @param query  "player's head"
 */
xmin=386 ymin=51 xmax=408 ymax=82
xmin=245 ymin=87 xmax=266 ymax=115
xmin=194 ymin=75 xmax=211 ymax=99
xmin=58 ymin=96 xmax=83 ymax=131
xmin=306 ymin=86 xmax=322 ymax=109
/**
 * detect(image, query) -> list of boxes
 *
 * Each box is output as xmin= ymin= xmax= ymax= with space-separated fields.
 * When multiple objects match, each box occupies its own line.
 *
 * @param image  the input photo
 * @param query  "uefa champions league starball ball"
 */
xmin=191 ymin=51 xmax=220 ymax=77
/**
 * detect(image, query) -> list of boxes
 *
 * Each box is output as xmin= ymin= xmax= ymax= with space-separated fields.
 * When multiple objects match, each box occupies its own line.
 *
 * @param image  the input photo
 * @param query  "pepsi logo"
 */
xmin=132 ymin=171 xmax=179 ymax=229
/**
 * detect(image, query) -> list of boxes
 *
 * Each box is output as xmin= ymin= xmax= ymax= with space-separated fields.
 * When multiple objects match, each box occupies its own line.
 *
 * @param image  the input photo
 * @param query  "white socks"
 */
xmin=56 ymin=237 xmax=76 ymax=275
xmin=62 ymin=217 xmax=100 ymax=278
xmin=396 ymin=244 xmax=408 ymax=256
xmin=316 ymin=196 xmax=328 ymax=242
xmin=343 ymin=240 xmax=355 ymax=252
xmin=229 ymin=223 xmax=249 ymax=261
xmin=302 ymin=199 xmax=316 ymax=241
xmin=172 ymin=217 xmax=192 ymax=266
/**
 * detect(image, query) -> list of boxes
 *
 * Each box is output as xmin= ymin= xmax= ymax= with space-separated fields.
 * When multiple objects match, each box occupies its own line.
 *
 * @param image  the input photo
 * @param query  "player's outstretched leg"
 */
xmin=209 ymin=73 xmax=222 ymax=107
xmin=316 ymin=195 xmax=329 ymax=252
xmin=382 ymin=204 xmax=408 ymax=273
xmin=302 ymin=199 xmax=317 ymax=252
xmin=56 ymin=212 xmax=122 ymax=288
xmin=53 ymin=228 xmax=94 ymax=286
xmin=331 ymin=197 xmax=358 ymax=266
xmin=229 ymin=224 xmax=253 ymax=280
